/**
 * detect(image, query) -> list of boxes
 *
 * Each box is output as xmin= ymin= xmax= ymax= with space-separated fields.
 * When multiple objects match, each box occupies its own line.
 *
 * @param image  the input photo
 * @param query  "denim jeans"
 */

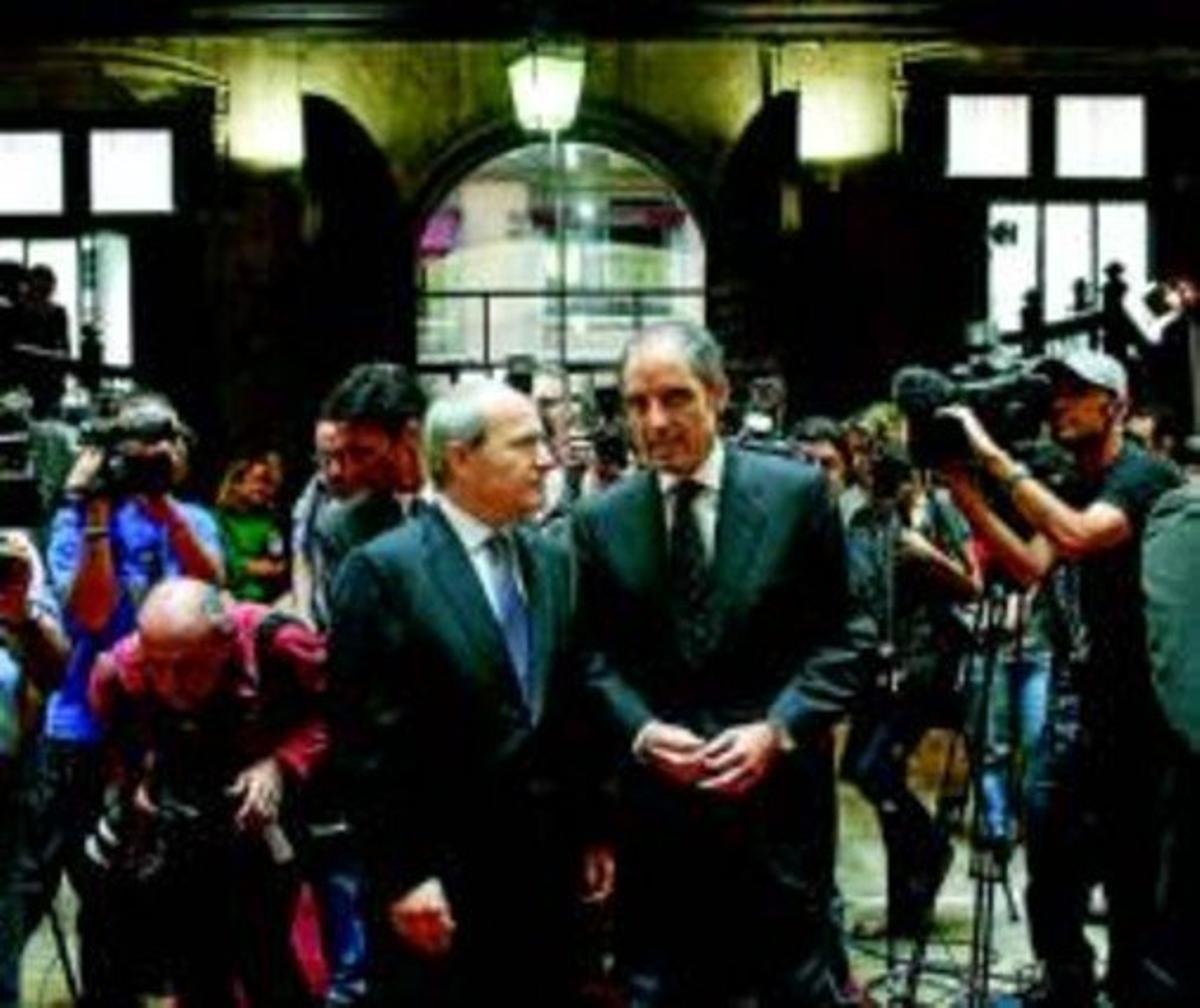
xmin=965 ymin=647 xmax=1052 ymax=843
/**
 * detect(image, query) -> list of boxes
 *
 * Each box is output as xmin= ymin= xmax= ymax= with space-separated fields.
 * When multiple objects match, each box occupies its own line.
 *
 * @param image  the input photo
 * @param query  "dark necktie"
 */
xmin=669 ymin=479 xmax=713 ymax=666
xmin=485 ymin=533 xmax=533 ymax=706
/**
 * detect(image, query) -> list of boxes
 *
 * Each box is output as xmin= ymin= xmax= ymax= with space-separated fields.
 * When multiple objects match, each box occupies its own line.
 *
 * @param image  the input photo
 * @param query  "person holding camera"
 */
xmin=937 ymin=349 xmax=1181 ymax=1006
xmin=0 ymin=530 xmax=68 ymax=1008
xmin=19 ymin=391 xmax=223 ymax=1006
xmin=840 ymin=442 xmax=982 ymax=939
xmin=87 ymin=577 xmax=327 ymax=1007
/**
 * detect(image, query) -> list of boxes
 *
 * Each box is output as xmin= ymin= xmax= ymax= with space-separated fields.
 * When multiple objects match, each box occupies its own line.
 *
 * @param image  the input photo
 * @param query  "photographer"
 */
xmin=0 ymin=530 xmax=67 ymax=1008
xmin=20 ymin=391 xmax=223 ymax=1005
xmin=88 ymin=577 xmax=327 ymax=1007
xmin=937 ymin=349 xmax=1181 ymax=1006
xmin=841 ymin=442 xmax=981 ymax=938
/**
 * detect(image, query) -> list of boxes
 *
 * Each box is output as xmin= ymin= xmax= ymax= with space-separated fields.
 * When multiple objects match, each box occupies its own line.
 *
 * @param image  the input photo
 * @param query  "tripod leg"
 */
xmin=44 ymin=896 xmax=80 ymax=1006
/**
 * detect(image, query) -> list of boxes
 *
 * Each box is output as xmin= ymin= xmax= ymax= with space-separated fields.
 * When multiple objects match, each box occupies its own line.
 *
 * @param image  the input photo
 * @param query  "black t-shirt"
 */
xmin=1067 ymin=442 xmax=1182 ymax=698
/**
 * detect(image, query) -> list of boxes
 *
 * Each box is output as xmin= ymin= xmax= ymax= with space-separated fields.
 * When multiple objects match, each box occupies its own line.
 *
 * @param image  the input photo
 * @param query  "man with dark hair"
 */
xmin=574 ymin=322 xmax=864 ymax=1006
xmin=312 ymin=362 xmax=429 ymax=589
xmin=291 ymin=362 xmax=428 ymax=1007
xmin=331 ymin=379 xmax=611 ymax=1006
xmin=790 ymin=416 xmax=850 ymax=505
xmin=938 ymin=349 xmax=1181 ymax=1006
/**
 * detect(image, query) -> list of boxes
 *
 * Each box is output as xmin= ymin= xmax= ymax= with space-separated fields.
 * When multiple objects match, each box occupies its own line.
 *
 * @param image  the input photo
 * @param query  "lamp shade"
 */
xmin=507 ymin=49 xmax=585 ymax=133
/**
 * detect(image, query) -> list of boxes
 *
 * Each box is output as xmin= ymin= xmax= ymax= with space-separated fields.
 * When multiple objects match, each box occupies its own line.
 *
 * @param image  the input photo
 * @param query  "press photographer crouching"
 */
xmin=19 ymin=391 xmax=224 ymax=1006
xmin=87 ymin=577 xmax=327 ymax=1007
xmin=930 ymin=349 xmax=1181 ymax=1006
xmin=841 ymin=442 xmax=982 ymax=938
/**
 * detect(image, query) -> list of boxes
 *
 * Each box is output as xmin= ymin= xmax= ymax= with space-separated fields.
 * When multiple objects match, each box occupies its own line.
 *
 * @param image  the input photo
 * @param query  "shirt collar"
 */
xmin=658 ymin=438 xmax=725 ymax=498
xmin=434 ymin=492 xmax=502 ymax=554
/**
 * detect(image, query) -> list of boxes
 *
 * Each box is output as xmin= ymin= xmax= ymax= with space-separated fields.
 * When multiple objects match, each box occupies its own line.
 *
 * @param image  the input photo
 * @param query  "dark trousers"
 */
xmin=0 ymin=759 xmax=22 ymax=1008
xmin=366 ymin=825 xmax=584 ymax=1007
xmin=1025 ymin=684 xmax=1162 ymax=1006
xmin=159 ymin=831 xmax=309 ymax=1007
xmin=616 ymin=759 xmax=848 ymax=1008
xmin=841 ymin=687 xmax=955 ymax=931
xmin=16 ymin=738 xmax=140 ymax=1008
xmin=1142 ymin=736 xmax=1200 ymax=1005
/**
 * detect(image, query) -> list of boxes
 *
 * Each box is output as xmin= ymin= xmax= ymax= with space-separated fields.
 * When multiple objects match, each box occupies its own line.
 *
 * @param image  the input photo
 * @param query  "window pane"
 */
xmin=987 ymin=203 xmax=1038 ymax=333
xmin=946 ymin=95 xmax=1030 ymax=178
xmin=1098 ymin=202 xmax=1148 ymax=294
xmin=1045 ymin=204 xmax=1094 ymax=322
xmin=89 ymin=129 xmax=174 ymax=213
xmin=83 ymin=232 xmax=133 ymax=366
xmin=418 ymin=141 xmax=705 ymax=371
xmin=26 ymin=239 xmax=79 ymax=356
xmin=0 ymin=132 xmax=64 ymax=214
xmin=0 ymin=239 xmax=24 ymax=262
xmin=1056 ymin=96 xmax=1145 ymax=179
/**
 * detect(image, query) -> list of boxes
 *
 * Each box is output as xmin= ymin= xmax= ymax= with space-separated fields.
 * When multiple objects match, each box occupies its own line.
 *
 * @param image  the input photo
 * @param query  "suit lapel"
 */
xmin=422 ymin=509 xmax=526 ymax=709
xmin=710 ymin=448 xmax=768 ymax=633
xmin=611 ymin=470 xmax=668 ymax=601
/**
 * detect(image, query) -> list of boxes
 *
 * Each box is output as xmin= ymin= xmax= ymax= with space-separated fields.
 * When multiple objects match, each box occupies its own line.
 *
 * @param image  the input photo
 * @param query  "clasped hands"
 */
xmin=639 ymin=719 xmax=783 ymax=797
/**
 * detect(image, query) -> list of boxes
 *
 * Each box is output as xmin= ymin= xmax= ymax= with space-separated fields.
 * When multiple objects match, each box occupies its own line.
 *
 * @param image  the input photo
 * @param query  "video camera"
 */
xmin=892 ymin=356 xmax=1051 ymax=469
xmin=78 ymin=401 xmax=186 ymax=497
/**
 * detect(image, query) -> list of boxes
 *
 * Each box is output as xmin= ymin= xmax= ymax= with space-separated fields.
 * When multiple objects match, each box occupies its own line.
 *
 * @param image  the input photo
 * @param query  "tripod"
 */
xmin=864 ymin=580 xmax=1025 ymax=1008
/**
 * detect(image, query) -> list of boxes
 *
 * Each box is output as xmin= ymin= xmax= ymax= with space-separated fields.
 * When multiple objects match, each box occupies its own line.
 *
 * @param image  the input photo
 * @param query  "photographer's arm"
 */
xmin=941 ymin=405 xmax=1132 ymax=559
xmin=899 ymin=526 xmax=983 ymax=601
xmin=943 ymin=468 xmax=1055 ymax=587
xmin=64 ymin=498 xmax=121 ymax=633
xmin=139 ymin=497 xmax=224 ymax=584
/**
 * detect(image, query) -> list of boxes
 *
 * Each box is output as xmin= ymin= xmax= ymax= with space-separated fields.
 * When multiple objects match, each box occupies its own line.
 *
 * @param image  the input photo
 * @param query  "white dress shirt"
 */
xmin=434 ymin=494 xmax=525 ymax=620
xmin=658 ymin=438 xmax=725 ymax=561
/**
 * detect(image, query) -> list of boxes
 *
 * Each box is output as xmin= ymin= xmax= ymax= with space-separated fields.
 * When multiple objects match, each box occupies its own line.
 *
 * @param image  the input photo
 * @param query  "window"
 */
xmin=416 ymin=141 xmax=704 ymax=373
xmin=89 ymin=129 xmax=175 ymax=213
xmin=1055 ymin=96 xmax=1145 ymax=179
xmin=0 ymin=132 xmax=64 ymax=215
xmin=946 ymin=95 xmax=1030 ymax=178
xmin=0 ymin=232 xmax=133 ymax=365
xmin=987 ymin=201 xmax=1147 ymax=330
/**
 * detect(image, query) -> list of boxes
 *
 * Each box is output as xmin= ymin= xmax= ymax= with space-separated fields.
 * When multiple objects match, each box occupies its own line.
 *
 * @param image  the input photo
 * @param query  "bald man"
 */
xmin=88 ymin=577 xmax=327 ymax=1007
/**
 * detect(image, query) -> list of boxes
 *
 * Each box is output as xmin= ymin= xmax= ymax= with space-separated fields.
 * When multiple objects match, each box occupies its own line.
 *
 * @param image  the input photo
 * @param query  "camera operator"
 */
xmin=19 ymin=390 xmax=223 ymax=1006
xmin=0 ymin=530 xmax=67 ymax=1008
xmin=841 ymin=442 xmax=982 ymax=938
xmin=87 ymin=577 xmax=327 ymax=1007
xmin=936 ymin=348 xmax=1181 ymax=1006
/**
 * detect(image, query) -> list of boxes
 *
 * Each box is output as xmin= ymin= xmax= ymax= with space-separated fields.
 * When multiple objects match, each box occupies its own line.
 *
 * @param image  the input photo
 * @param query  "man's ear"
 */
xmin=706 ymin=378 xmax=730 ymax=417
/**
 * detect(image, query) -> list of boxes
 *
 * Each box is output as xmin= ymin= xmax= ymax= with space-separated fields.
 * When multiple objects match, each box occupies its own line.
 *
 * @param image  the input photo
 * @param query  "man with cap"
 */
xmin=935 ymin=348 xmax=1181 ymax=1006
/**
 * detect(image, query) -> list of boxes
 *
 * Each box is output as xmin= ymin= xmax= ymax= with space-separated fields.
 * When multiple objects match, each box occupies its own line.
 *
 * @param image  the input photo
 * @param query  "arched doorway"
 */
xmin=415 ymin=140 xmax=705 ymax=381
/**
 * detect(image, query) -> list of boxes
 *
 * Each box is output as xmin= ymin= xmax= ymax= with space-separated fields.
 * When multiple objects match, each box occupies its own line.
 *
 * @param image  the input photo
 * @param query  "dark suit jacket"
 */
xmin=329 ymin=504 xmax=598 ymax=916
xmin=572 ymin=445 xmax=865 ymax=972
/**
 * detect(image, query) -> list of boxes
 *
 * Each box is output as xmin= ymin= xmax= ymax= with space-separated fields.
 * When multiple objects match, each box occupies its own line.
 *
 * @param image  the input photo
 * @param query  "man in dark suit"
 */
xmin=573 ymin=322 xmax=864 ymax=1007
xmin=330 ymin=379 xmax=612 ymax=1007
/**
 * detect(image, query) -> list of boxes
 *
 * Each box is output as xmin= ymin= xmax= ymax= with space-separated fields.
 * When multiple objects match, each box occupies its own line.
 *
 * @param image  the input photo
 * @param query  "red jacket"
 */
xmin=89 ymin=603 xmax=328 ymax=783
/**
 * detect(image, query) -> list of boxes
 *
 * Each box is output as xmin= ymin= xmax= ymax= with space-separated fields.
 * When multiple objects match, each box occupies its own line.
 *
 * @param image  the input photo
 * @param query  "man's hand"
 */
xmin=389 ymin=877 xmax=456 ymax=957
xmin=638 ymin=721 xmax=709 ymax=787
xmin=228 ymin=757 xmax=283 ymax=831
xmin=937 ymin=405 xmax=1005 ymax=467
xmin=581 ymin=843 xmax=615 ymax=905
xmin=64 ymin=446 xmax=106 ymax=497
xmin=697 ymin=721 xmax=783 ymax=797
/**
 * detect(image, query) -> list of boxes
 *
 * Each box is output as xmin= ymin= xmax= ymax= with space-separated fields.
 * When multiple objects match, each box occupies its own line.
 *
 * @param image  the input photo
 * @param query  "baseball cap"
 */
xmin=1034 ymin=349 xmax=1128 ymax=399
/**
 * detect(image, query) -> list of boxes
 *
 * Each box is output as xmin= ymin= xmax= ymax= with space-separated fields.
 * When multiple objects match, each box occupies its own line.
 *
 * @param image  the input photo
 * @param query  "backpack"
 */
xmin=1143 ymin=483 xmax=1200 ymax=753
